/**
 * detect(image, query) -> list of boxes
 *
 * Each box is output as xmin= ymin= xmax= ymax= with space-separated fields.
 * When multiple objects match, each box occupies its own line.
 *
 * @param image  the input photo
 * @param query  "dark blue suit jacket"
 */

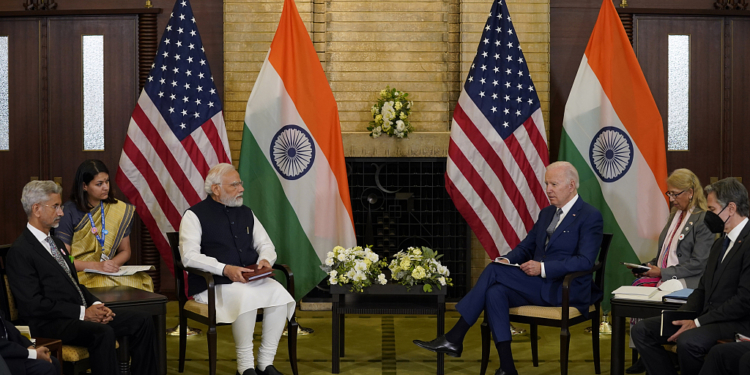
xmin=505 ymin=196 xmax=603 ymax=314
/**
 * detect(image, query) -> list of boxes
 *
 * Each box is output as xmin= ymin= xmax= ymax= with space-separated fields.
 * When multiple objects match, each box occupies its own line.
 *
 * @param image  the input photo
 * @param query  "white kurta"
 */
xmin=179 ymin=209 xmax=295 ymax=324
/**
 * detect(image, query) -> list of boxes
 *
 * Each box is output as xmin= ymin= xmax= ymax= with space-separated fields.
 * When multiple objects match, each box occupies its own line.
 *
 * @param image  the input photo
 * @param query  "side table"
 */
xmin=90 ymin=286 xmax=168 ymax=375
xmin=330 ymin=284 xmax=447 ymax=375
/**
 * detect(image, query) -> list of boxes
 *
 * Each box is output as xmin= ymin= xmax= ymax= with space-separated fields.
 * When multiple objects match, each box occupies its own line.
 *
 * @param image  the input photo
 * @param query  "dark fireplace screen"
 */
xmin=346 ymin=157 xmax=471 ymax=299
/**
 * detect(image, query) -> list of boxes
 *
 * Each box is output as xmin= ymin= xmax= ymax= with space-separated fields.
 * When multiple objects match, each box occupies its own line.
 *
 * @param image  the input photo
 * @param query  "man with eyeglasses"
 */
xmin=632 ymin=177 xmax=750 ymax=375
xmin=179 ymin=163 xmax=295 ymax=375
xmin=6 ymin=180 xmax=157 ymax=375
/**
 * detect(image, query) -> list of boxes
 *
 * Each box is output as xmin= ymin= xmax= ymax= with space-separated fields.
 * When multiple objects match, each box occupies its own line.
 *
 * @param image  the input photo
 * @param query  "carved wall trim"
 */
xmin=342 ymin=132 xmax=450 ymax=158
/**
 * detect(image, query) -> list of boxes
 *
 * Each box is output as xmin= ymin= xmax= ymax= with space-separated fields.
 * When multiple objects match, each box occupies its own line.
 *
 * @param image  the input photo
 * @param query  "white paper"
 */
xmin=83 ymin=265 xmax=154 ymax=276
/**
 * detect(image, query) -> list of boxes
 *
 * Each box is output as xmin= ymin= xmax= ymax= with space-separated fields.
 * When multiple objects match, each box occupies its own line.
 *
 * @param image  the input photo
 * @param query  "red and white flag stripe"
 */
xmin=117 ymin=92 xmax=231 ymax=269
xmin=446 ymin=89 xmax=549 ymax=259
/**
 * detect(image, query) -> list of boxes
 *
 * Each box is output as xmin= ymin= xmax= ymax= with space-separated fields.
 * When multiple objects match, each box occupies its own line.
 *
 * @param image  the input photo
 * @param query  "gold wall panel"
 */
xmin=224 ymin=0 xmax=550 ymax=277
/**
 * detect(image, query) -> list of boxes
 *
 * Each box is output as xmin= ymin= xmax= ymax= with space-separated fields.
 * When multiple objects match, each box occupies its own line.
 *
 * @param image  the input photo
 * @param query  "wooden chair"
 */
xmin=479 ymin=233 xmax=614 ymax=375
xmin=166 ymin=232 xmax=299 ymax=375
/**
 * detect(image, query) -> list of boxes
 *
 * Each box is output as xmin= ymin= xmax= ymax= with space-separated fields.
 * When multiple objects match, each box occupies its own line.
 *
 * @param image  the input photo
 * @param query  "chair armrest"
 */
xmin=272 ymin=264 xmax=295 ymax=300
xmin=34 ymin=337 xmax=61 ymax=349
xmin=560 ymin=262 xmax=601 ymax=321
xmin=184 ymin=266 xmax=217 ymax=324
xmin=34 ymin=338 xmax=62 ymax=374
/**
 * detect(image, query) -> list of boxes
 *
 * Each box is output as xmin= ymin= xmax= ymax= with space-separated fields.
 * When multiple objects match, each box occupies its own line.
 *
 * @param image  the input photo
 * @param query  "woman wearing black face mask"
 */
xmin=625 ymin=169 xmax=714 ymax=374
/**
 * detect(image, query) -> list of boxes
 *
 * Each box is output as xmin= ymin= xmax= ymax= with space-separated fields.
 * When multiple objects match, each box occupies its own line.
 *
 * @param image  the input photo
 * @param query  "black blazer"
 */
xmin=6 ymin=228 xmax=99 ymax=336
xmin=0 ymin=312 xmax=35 ymax=375
xmin=682 ymin=221 xmax=750 ymax=328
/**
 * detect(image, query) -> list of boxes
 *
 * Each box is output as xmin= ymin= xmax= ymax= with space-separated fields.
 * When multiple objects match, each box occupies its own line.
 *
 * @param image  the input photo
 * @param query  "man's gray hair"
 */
xmin=704 ymin=177 xmax=750 ymax=217
xmin=547 ymin=161 xmax=579 ymax=189
xmin=204 ymin=163 xmax=237 ymax=196
xmin=21 ymin=180 xmax=62 ymax=217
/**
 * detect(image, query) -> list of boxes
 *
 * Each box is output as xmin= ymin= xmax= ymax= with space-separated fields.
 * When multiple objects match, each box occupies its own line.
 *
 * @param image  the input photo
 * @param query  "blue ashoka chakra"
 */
xmin=270 ymin=125 xmax=316 ymax=180
xmin=588 ymin=127 xmax=634 ymax=183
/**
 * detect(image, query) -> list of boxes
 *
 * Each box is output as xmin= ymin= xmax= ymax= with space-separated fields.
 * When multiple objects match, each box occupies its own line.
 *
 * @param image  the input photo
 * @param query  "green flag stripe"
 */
xmin=238 ymin=124 xmax=327 ymax=301
xmin=560 ymin=128 xmax=641 ymax=313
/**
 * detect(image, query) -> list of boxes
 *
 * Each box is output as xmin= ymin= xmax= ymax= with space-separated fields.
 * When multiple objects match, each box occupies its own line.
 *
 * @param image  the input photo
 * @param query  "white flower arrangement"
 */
xmin=388 ymin=246 xmax=453 ymax=292
xmin=367 ymin=86 xmax=414 ymax=139
xmin=320 ymin=245 xmax=388 ymax=292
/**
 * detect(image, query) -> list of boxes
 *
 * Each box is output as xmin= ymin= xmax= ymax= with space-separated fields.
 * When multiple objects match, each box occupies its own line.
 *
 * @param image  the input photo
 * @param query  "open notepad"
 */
xmin=84 ymin=265 xmax=155 ymax=276
xmin=612 ymin=279 xmax=684 ymax=302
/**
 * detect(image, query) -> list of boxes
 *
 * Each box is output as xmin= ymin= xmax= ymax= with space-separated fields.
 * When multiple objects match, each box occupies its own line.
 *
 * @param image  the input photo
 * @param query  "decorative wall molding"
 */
xmin=342 ymin=132 xmax=450 ymax=158
xmin=715 ymin=0 xmax=749 ymax=10
xmin=23 ymin=0 xmax=57 ymax=11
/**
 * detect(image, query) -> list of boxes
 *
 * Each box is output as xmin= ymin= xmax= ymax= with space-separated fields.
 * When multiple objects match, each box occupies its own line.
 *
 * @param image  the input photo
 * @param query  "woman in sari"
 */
xmin=55 ymin=159 xmax=154 ymax=292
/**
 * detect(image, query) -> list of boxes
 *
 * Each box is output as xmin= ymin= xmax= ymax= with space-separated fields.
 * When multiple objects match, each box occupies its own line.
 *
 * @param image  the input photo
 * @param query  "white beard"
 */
xmin=220 ymin=194 xmax=244 ymax=207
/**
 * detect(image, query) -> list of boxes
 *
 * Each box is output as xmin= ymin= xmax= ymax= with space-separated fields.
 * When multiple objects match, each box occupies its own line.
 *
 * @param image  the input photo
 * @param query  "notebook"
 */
xmin=662 ymin=288 xmax=694 ymax=304
xmin=660 ymin=310 xmax=697 ymax=338
xmin=242 ymin=264 xmax=274 ymax=282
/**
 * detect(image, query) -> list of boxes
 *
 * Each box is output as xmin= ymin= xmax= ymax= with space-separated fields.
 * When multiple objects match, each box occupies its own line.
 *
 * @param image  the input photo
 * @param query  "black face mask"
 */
xmin=704 ymin=205 xmax=729 ymax=234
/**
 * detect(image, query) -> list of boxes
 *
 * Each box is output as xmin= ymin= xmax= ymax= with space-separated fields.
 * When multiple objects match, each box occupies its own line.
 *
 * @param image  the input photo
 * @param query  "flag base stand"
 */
xmin=283 ymin=325 xmax=314 ymax=337
xmin=166 ymin=324 xmax=201 ymax=337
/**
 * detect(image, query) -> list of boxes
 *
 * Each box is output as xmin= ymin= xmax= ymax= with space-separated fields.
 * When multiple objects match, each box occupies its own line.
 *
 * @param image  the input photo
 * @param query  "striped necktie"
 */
xmin=45 ymin=236 xmax=86 ymax=305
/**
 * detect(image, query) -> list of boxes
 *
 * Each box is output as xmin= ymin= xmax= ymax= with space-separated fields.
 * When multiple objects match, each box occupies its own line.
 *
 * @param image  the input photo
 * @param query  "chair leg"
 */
xmin=480 ymin=320 xmax=490 ymax=375
xmin=340 ymin=314 xmax=346 ymax=357
xmin=592 ymin=314 xmax=601 ymax=374
xmin=530 ymin=324 xmax=539 ymax=367
xmin=208 ymin=326 xmax=218 ymax=375
xmin=117 ymin=336 xmax=130 ymax=375
xmin=288 ymin=318 xmax=299 ymax=375
xmin=560 ymin=326 xmax=571 ymax=375
xmin=179 ymin=314 xmax=187 ymax=373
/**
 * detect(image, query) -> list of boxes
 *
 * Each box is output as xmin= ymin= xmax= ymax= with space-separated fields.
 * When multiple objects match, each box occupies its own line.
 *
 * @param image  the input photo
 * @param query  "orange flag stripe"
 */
xmin=584 ymin=0 xmax=668 ymax=195
xmin=267 ymin=0 xmax=353 ymax=221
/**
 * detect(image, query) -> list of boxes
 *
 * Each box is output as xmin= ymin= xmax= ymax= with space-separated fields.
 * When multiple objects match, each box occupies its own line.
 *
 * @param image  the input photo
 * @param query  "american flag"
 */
xmin=116 ymin=0 xmax=231 ymax=270
xmin=445 ymin=0 xmax=549 ymax=260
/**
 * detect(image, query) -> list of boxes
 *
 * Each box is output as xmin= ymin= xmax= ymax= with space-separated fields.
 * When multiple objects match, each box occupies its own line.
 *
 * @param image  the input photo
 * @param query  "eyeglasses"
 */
xmin=222 ymin=181 xmax=243 ymax=188
xmin=41 ymin=204 xmax=64 ymax=212
xmin=665 ymin=190 xmax=686 ymax=198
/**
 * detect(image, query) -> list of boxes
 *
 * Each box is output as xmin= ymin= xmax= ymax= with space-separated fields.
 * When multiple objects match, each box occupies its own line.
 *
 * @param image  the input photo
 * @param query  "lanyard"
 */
xmin=87 ymin=202 xmax=108 ymax=251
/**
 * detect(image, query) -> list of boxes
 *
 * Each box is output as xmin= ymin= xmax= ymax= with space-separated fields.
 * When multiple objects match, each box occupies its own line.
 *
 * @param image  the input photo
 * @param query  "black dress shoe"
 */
xmin=495 ymin=369 xmax=518 ymax=375
xmin=236 ymin=369 xmax=258 ymax=375
xmin=257 ymin=365 xmax=283 ymax=375
xmin=413 ymin=335 xmax=463 ymax=357
xmin=626 ymin=358 xmax=646 ymax=374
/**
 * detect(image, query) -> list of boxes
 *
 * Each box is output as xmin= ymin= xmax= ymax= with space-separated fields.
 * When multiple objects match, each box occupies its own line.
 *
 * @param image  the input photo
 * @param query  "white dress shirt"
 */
xmin=497 ymin=195 xmax=579 ymax=278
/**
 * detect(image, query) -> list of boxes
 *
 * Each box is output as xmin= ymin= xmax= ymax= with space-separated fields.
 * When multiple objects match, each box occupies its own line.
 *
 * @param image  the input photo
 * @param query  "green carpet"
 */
xmin=164 ymin=301 xmax=629 ymax=374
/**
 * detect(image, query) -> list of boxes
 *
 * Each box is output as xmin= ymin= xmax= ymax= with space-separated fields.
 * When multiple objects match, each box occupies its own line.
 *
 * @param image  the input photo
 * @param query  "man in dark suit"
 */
xmin=631 ymin=177 xmax=750 ymax=375
xmin=700 ymin=341 xmax=750 ymax=375
xmin=413 ymin=161 xmax=604 ymax=375
xmin=6 ymin=181 xmax=157 ymax=375
xmin=0 ymin=313 xmax=59 ymax=375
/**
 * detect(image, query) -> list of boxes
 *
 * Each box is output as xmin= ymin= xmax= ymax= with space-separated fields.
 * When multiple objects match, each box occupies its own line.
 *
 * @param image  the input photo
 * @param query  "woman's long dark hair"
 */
xmin=70 ymin=159 xmax=118 ymax=212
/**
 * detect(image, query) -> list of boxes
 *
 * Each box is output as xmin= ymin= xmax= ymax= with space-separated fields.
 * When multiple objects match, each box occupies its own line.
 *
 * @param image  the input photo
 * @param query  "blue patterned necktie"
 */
xmin=545 ymin=208 xmax=563 ymax=246
xmin=45 ymin=236 xmax=86 ymax=305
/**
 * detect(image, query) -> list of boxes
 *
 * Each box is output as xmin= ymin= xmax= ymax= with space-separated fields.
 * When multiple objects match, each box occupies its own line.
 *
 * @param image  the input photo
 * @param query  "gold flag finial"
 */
xmin=145 ymin=0 xmax=153 ymax=8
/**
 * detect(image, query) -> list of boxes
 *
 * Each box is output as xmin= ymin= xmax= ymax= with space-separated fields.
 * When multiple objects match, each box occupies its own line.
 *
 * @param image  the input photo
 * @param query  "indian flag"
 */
xmin=238 ymin=0 xmax=356 ymax=299
xmin=559 ymin=0 xmax=669 ymax=310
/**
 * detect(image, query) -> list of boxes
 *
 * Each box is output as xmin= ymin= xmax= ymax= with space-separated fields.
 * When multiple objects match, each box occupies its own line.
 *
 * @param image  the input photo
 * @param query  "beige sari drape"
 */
xmin=71 ymin=201 xmax=153 ymax=292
